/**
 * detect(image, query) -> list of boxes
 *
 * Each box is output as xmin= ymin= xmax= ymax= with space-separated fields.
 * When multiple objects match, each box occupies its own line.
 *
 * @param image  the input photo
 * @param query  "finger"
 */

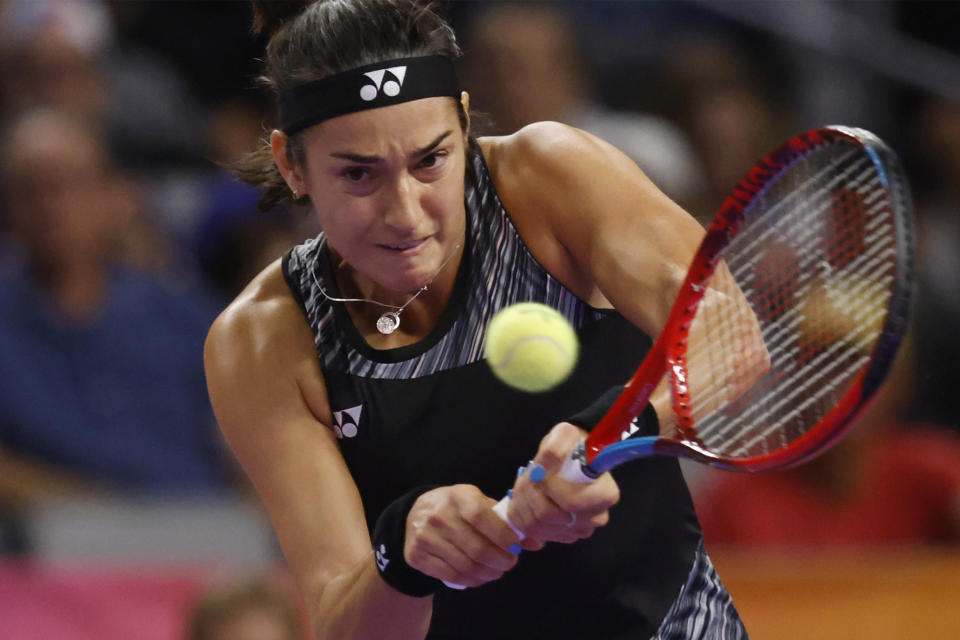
xmin=459 ymin=489 xmax=523 ymax=551
xmin=526 ymin=512 xmax=610 ymax=544
xmin=407 ymin=549 xmax=487 ymax=588
xmin=531 ymin=422 xmax=586 ymax=472
xmin=405 ymin=486 xmax=520 ymax=585
xmin=449 ymin=486 xmax=526 ymax=561
xmin=539 ymin=472 xmax=621 ymax=515
xmin=507 ymin=480 xmax=578 ymax=539
xmin=407 ymin=525 xmax=514 ymax=585
xmin=511 ymin=460 xmax=617 ymax=521
xmin=520 ymin=537 xmax=545 ymax=551
xmin=459 ymin=505 xmax=525 ymax=571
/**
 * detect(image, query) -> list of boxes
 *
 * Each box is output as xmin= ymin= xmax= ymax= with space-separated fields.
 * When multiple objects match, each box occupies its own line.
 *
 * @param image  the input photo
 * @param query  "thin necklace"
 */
xmin=310 ymin=237 xmax=462 ymax=335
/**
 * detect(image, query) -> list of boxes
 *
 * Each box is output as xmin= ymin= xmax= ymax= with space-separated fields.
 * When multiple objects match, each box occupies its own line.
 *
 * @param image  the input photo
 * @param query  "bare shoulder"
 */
xmin=479 ymin=121 xmax=621 ymax=206
xmin=204 ymin=258 xmax=332 ymax=432
xmin=207 ymin=258 xmax=303 ymax=354
xmin=478 ymin=123 xmax=634 ymax=302
xmin=479 ymin=121 xmax=704 ymax=334
xmin=478 ymin=120 xmax=683 ymax=245
xmin=205 ymin=258 xmax=307 ymax=380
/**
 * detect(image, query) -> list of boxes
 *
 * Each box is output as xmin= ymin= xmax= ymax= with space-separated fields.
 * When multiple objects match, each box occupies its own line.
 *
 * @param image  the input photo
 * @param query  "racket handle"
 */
xmin=442 ymin=443 xmax=596 ymax=590
xmin=492 ymin=494 xmax=524 ymax=539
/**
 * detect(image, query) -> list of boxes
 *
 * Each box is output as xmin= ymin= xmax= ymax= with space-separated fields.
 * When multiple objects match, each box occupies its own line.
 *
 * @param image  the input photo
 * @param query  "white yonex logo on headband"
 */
xmin=360 ymin=66 xmax=407 ymax=101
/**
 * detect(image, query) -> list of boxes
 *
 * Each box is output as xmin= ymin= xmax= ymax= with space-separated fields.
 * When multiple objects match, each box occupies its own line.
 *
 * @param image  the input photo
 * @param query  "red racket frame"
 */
xmin=583 ymin=126 xmax=914 ymax=473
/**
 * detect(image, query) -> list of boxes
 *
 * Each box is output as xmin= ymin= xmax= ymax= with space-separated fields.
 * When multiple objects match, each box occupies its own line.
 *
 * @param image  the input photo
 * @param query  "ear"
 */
xmin=459 ymin=91 xmax=471 ymax=139
xmin=270 ymin=130 xmax=306 ymax=196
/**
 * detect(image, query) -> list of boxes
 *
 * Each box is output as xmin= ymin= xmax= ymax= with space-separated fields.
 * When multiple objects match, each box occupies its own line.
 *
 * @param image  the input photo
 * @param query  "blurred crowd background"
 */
xmin=0 ymin=1 xmax=957 ymax=639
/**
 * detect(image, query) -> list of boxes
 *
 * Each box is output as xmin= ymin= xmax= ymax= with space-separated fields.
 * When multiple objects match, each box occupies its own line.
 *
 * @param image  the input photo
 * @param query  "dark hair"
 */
xmin=237 ymin=0 xmax=464 ymax=210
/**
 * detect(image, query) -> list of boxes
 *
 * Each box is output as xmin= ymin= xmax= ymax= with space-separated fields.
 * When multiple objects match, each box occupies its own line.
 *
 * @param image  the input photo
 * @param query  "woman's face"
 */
xmin=297 ymin=97 xmax=468 ymax=295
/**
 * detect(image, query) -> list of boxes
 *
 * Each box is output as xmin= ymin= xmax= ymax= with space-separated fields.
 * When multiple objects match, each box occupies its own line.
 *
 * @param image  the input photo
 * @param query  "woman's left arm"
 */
xmin=482 ymin=122 xmax=707 ymax=536
xmin=482 ymin=121 xmax=705 ymax=339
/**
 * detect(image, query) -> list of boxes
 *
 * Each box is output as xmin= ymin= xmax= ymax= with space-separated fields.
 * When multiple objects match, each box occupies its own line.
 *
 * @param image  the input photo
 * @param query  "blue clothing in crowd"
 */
xmin=0 ymin=263 xmax=225 ymax=492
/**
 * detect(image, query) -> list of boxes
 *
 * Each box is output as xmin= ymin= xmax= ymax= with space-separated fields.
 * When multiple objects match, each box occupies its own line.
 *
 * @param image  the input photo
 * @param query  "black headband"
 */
xmin=278 ymin=55 xmax=460 ymax=135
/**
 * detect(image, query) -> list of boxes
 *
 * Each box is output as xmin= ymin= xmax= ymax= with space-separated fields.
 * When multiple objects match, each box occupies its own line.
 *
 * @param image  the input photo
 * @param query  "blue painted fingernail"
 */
xmin=529 ymin=464 xmax=546 ymax=483
xmin=517 ymin=465 xmax=526 ymax=478
xmin=508 ymin=544 xmax=522 ymax=555
xmin=507 ymin=489 xmax=513 ymax=499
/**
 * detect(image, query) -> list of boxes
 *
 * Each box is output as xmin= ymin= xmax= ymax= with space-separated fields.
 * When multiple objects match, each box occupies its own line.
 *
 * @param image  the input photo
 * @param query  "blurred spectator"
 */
xmin=458 ymin=1 xmax=703 ymax=204
xmin=657 ymin=34 xmax=796 ymax=222
xmin=0 ymin=0 xmax=109 ymax=120
xmin=0 ymin=108 xmax=226 ymax=518
xmin=0 ymin=0 xmax=208 ymax=168
xmin=187 ymin=579 xmax=305 ymax=640
xmin=695 ymin=340 xmax=960 ymax=548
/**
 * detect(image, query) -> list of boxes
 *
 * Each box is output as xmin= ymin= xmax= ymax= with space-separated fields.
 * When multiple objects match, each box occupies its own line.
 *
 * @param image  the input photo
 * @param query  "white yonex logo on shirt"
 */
xmin=375 ymin=543 xmax=390 ymax=571
xmin=360 ymin=66 xmax=407 ymax=101
xmin=333 ymin=405 xmax=363 ymax=439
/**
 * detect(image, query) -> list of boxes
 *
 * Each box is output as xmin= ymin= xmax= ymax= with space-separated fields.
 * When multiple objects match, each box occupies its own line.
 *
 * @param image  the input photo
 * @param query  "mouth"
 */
xmin=379 ymin=237 xmax=429 ymax=252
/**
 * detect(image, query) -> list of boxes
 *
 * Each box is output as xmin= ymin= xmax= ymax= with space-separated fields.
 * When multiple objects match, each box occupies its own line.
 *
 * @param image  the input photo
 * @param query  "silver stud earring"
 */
xmin=292 ymin=187 xmax=300 ymax=199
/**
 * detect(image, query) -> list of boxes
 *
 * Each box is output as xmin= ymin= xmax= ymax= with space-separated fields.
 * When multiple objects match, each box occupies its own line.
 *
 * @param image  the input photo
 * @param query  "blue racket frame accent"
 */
xmin=588 ymin=437 xmax=659 ymax=474
xmin=587 ymin=436 xmax=733 ymax=475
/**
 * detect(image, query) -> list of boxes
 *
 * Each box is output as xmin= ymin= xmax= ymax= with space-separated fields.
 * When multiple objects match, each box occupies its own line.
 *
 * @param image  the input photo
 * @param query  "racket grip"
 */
xmin=442 ymin=443 xmax=595 ymax=590
xmin=492 ymin=494 xmax=524 ymax=539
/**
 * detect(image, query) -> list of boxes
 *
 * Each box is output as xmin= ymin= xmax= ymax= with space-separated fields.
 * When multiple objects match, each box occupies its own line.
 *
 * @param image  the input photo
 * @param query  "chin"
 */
xmin=386 ymin=270 xmax=432 ymax=294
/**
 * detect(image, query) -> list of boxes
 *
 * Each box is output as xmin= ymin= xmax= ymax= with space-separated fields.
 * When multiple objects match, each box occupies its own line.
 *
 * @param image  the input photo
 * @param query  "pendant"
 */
xmin=376 ymin=311 xmax=400 ymax=335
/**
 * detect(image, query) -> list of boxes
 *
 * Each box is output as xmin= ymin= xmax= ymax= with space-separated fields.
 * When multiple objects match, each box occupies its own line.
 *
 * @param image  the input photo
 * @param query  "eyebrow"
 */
xmin=329 ymin=130 xmax=454 ymax=163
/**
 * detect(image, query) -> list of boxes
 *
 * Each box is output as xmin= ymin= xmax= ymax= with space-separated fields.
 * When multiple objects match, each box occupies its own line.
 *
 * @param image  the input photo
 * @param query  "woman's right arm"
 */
xmin=204 ymin=262 xmax=435 ymax=639
xmin=203 ymin=262 xmax=525 ymax=638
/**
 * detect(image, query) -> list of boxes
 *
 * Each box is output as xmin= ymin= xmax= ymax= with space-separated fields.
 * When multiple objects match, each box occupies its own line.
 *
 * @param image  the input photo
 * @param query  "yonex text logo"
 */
xmin=360 ymin=66 xmax=407 ymax=101
xmin=333 ymin=404 xmax=363 ymax=439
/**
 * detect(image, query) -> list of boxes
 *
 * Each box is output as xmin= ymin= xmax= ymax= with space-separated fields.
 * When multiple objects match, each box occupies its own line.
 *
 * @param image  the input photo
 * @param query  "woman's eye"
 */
xmin=342 ymin=167 xmax=370 ymax=182
xmin=419 ymin=151 xmax=447 ymax=168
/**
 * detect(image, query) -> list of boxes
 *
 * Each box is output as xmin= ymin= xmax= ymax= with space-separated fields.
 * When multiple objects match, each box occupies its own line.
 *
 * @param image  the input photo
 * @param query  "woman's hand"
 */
xmin=506 ymin=422 xmax=621 ymax=543
xmin=403 ymin=484 xmax=540 ymax=588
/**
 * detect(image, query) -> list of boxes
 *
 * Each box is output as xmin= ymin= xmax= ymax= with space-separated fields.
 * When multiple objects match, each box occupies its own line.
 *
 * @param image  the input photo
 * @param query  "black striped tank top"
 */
xmin=282 ymin=149 xmax=702 ymax=639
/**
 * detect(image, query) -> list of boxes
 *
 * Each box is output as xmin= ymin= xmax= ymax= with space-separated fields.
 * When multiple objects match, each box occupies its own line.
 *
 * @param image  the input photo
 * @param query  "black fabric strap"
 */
xmin=566 ymin=386 xmax=660 ymax=438
xmin=279 ymin=55 xmax=460 ymax=135
xmin=371 ymin=485 xmax=442 ymax=597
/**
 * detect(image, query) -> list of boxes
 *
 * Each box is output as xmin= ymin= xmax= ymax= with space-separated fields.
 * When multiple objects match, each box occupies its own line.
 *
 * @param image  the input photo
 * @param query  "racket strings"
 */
xmin=677 ymin=143 xmax=900 ymax=457
xmin=682 ymin=152 xmax=881 ymax=413
xmin=704 ymin=293 xmax=889 ymax=456
xmin=720 ymin=252 xmax=893 ymax=448
xmin=708 ymin=221 xmax=895 ymax=452
xmin=681 ymin=152 xmax=879 ymax=384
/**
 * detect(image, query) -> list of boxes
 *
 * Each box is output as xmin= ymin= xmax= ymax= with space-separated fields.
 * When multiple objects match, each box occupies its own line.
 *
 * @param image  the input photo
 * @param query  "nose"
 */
xmin=382 ymin=172 xmax=424 ymax=231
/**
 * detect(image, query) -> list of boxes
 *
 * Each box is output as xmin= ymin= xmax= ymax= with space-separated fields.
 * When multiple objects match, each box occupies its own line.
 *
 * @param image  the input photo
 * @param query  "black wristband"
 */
xmin=566 ymin=386 xmax=659 ymax=438
xmin=371 ymin=485 xmax=442 ymax=597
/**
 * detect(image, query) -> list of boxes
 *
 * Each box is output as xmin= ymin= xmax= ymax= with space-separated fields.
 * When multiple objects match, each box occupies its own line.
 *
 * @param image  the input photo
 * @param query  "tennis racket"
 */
xmin=445 ymin=126 xmax=914 ymax=588
xmin=562 ymin=125 xmax=915 ymax=480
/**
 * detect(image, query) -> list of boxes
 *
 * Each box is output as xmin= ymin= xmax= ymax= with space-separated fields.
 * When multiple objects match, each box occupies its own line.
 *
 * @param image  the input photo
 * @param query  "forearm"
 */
xmin=312 ymin=551 xmax=433 ymax=640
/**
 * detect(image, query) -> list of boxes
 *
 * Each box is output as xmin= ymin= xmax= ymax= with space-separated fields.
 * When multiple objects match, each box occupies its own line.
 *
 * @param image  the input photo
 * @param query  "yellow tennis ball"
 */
xmin=484 ymin=302 xmax=579 ymax=393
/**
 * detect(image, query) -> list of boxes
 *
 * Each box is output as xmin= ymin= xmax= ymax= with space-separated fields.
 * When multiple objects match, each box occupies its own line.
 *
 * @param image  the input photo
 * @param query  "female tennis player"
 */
xmin=204 ymin=1 xmax=747 ymax=638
